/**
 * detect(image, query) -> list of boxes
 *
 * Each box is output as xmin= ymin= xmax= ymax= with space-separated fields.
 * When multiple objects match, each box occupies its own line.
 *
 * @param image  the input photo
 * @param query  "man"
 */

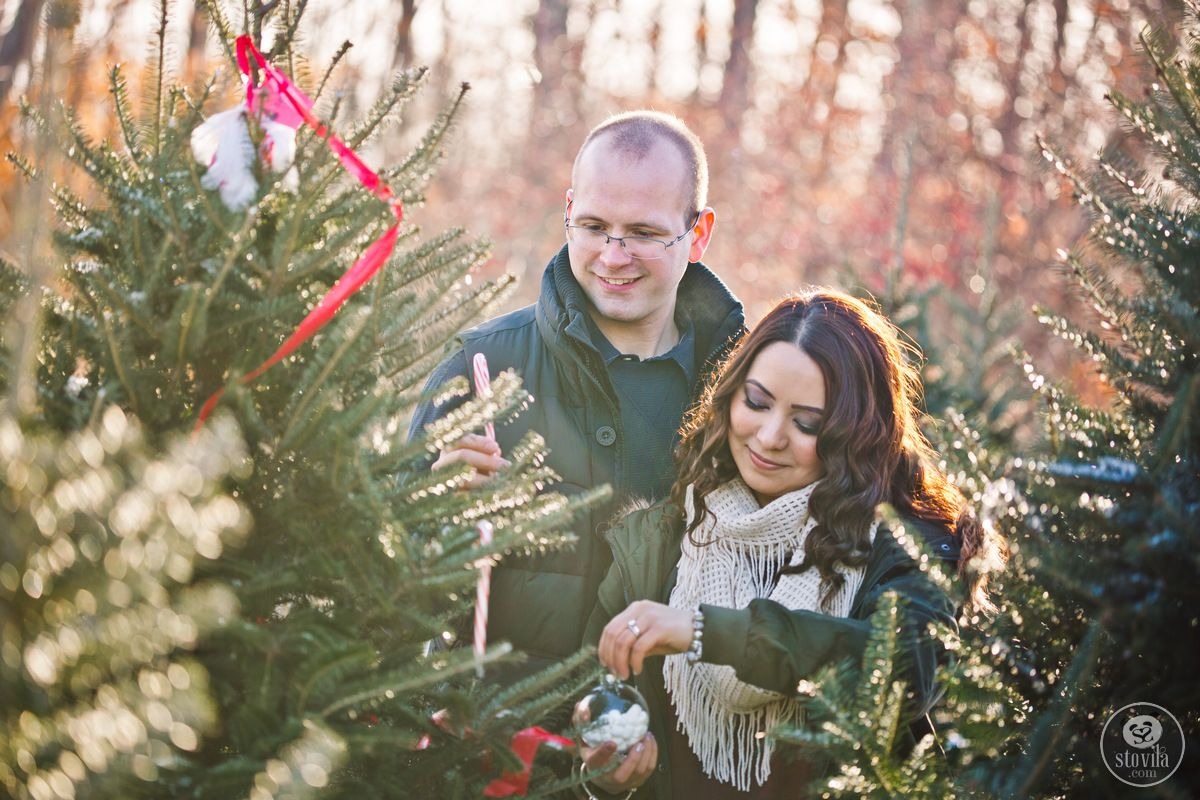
xmin=408 ymin=110 xmax=745 ymax=678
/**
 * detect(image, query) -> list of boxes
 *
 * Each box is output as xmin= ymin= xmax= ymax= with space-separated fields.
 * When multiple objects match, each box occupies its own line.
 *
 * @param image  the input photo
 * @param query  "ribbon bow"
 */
xmin=196 ymin=36 xmax=404 ymax=429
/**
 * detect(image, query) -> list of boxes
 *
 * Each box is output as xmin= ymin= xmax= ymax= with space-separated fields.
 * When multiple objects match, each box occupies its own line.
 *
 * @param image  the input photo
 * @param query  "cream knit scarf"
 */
xmin=663 ymin=478 xmax=875 ymax=790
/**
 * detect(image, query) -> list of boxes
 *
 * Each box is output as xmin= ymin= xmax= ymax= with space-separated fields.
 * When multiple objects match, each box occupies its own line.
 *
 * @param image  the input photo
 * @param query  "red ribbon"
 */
xmin=195 ymin=36 xmax=404 ymax=430
xmin=482 ymin=726 xmax=575 ymax=797
xmin=412 ymin=712 xmax=574 ymax=797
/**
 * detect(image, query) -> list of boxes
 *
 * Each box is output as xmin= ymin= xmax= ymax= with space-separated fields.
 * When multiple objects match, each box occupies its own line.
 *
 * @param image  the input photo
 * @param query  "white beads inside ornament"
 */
xmin=580 ymin=704 xmax=649 ymax=752
xmin=572 ymin=674 xmax=650 ymax=753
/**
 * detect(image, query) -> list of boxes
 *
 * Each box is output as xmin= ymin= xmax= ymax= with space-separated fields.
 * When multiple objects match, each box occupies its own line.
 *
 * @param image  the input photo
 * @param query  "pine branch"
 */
xmin=1141 ymin=24 xmax=1200 ymax=145
xmin=385 ymin=82 xmax=472 ymax=205
xmin=199 ymin=0 xmax=237 ymax=67
xmin=278 ymin=307 xmax=376 ymax=450
xmin=997 ymin=623 xmax=1102 ymax=800
xmin=108 ymin=65 xmax=143 ymax=166
xmin=1034 ymin=309 xmax=1173 ymax=405
xmin=346 ymin=66 xmax=429 ymax=150
xmin=150 ymin=0 xmax=169 ymax=158
xmin=318 ymin=645 xmax=514 ymax=720
xmin=479 ymin=646 xmax=599 ymax=722
xmin=1154 ymin=371 xmax=1198 ymax=467
xmin=237 ymin=720 xmax=347 ymax=800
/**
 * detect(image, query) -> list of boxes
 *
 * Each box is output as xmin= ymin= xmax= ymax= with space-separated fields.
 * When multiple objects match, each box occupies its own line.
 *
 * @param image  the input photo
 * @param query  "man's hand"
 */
xmin=431 ymin=433 xmax=511 ymax=488
xmin=599 ymin=600 xmax=693 ymax=680
xmin=581 ymin=733 xmax=657 ymax=794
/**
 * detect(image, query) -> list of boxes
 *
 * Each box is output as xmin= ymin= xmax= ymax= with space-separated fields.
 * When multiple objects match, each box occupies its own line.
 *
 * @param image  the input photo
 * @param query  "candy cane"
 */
xmin=472 ymin=352 xmax=496 ymax=443
xmin=474 ymin=520 xmax=494 ymax=676
xmin=471 ymin=353 xmax=497 ymax=676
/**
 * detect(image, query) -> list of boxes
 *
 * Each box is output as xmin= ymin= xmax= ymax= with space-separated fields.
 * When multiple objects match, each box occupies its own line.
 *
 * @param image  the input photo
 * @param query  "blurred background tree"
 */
xmin=1 ymin=410 xmax=250 ymax=800
xmin=1 ymin=1 xmax=1182 ymax=318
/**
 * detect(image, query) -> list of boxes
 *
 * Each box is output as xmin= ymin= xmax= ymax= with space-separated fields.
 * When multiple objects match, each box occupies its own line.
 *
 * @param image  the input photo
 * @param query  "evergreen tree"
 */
xmin=775 ymin=11 xmax=1200 ymax=798
xmin=1003 ymin=16 xmax=1199 ymax=793
xmin=3 ymin=1 xmax=602 ymax=796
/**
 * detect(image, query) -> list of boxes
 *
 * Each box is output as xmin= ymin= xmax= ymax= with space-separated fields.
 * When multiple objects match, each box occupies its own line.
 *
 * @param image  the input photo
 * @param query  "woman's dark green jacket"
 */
xmin=582 ymin=499 xmax=962 ymax=799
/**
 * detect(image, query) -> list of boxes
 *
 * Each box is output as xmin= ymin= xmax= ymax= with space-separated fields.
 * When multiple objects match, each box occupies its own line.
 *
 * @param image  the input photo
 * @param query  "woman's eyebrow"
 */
xmin=746 ymin=379 xmax=823 ymax=413
xmin=746 ymin=379 xmax=775 ymax=399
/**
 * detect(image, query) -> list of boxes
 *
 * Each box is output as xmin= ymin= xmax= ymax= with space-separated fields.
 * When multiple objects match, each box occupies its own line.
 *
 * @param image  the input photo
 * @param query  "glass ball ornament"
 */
xmin=572 ymin=673 xmax=650 ymax=753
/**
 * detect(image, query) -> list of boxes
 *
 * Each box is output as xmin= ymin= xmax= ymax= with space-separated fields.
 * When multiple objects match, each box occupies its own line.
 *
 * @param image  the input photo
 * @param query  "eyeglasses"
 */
xmin=564 ymin=213 xmax=700 ymax=260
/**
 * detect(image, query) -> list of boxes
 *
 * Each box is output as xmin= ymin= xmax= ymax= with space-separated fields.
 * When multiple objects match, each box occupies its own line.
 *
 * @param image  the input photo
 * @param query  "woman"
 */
xmin=577 ymin=289 xmax=1005 ymax=798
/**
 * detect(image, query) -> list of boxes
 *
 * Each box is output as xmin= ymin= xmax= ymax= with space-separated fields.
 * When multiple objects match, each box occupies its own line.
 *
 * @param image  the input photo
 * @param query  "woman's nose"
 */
xmin=755 ymin=416 xmax=788 ymax=450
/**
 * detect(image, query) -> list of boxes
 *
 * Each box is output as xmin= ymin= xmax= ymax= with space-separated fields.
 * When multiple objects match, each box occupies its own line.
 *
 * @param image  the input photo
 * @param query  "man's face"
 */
xmin=566 ymin=137 xmax=713 ymax=338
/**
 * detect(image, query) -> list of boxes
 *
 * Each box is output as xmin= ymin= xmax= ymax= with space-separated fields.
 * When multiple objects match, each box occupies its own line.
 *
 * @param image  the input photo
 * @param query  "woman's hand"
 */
xmin=599 ymin=600 xmax=693 ymax=680
xmin=581 ymin=733 xmax=658 ymax=794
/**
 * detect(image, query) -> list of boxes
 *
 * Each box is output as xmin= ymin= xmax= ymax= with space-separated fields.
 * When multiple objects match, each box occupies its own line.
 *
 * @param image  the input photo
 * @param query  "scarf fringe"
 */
xmin=665 ymin=654 xmax=802 ymax=790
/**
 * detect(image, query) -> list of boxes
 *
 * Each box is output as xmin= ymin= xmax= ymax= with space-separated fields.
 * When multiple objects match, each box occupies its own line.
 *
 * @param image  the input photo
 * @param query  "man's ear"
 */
xmin=564 ymin=189 xmax=574 ymax=220
xmin=688 ymin=207 xmax=717 ymax=262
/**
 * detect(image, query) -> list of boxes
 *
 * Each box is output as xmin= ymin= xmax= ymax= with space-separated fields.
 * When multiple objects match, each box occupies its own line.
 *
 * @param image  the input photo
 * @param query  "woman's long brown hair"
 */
xmin=670 ymin=289 xmax=1005 ymax=614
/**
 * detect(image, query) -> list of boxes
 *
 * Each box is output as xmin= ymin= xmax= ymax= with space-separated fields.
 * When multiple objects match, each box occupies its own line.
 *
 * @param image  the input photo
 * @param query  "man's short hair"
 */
xmin=574 ymin=110 xmax=708 ymax=227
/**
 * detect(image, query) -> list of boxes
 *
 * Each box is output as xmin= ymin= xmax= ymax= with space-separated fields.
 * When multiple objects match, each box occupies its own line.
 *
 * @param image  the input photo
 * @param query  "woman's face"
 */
xmin=728 ymin=341 xmax=826 ymax=505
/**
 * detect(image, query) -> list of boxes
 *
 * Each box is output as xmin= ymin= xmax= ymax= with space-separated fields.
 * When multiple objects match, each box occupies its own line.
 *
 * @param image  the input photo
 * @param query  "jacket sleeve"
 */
xmin=583 ymin=505 xmax=665 ymax=647
xmin=700 ymin=556 xmax=957 ymax=721
xmin=406 ymin=348 xmax=470 ymax=443
xmin=583 ymin=562 xmax=627 ymax=648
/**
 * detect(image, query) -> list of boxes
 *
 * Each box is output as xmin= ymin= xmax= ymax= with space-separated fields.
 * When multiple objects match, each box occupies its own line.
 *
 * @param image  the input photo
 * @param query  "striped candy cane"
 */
xmin=474 ymin=520 xmax=494 ymax=676
xmin=471 ymin=354 xmax=496 ymax=676
xmin=472 ymin=352 xmax=496 ymax=442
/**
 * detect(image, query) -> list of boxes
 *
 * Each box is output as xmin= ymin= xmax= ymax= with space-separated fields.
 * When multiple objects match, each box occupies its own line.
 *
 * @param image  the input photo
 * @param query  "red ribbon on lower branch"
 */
xmin=195 ymin=36 xmax=404 ymax=431
xmin=483 ymin=726 xmax=575 ymax=797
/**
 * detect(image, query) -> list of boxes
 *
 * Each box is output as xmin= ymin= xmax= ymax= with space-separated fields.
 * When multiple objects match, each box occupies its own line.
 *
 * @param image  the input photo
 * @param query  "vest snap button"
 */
xmin=595 ymin=426 xmax=617 ymax=446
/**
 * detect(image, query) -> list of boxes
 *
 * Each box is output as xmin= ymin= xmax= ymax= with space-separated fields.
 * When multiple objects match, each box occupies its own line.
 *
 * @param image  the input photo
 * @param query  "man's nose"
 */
xmin=598 ymin=235 xmax=633 ymax=266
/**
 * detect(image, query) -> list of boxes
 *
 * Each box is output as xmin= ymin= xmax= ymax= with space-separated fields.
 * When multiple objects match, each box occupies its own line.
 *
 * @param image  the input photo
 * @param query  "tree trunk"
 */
xmin=391 ymin=0 xmax=417 ymax=72
xmin=871 ymin=0 xmax=960 ymax=182
xmin=531 ymin=0 xmax=571 ymax=128
xmin=184 ymin=0 xmax=209 ymax=82
xmin=0 ymin=0 xmax=47 ymax=104
xmin=996 ymin=1 xmax=1032 ymax=173
xmin=805 ymin=0 xmax=850 ymax=177
xmin=692 ymin=0 xmax=708 ymax=103
xmin=718 ymin=0 xmax=759 ymax=130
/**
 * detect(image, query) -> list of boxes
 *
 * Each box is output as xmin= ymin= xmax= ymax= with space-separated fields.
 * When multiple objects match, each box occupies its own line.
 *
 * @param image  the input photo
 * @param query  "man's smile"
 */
xmin=597 ymin=275 xmax=641 ymax=287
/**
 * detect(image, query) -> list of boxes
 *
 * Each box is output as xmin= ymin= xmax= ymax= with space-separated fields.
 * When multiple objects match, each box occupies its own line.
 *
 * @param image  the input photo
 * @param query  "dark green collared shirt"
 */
xmin=584 ymin=314 xmax=697 ymax=501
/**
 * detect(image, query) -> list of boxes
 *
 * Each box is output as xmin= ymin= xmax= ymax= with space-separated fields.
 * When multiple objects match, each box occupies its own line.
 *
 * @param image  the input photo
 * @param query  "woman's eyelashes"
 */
xmin=742 ymin=386 xmax=768 ymax=411
xmin=795 ymin=418 xmax=820 ymax=436
xmin=741 ymin=386 xmax=821 ymax=435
